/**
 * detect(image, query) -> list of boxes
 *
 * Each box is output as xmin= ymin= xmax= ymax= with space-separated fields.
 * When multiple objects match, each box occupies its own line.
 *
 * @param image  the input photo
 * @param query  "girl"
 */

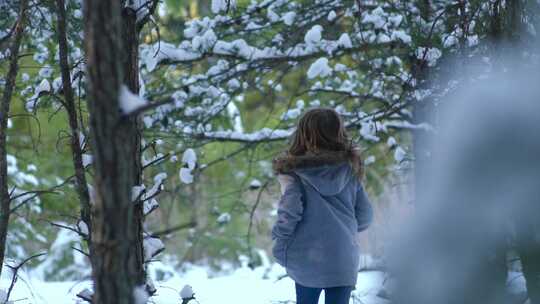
xmin=271 ymin=107 xmax=374 ymax=304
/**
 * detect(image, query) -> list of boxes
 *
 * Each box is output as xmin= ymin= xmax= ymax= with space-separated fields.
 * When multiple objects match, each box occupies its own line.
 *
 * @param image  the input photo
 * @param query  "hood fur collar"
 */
xmin=272 ymin=149 xmax=352 ymax=174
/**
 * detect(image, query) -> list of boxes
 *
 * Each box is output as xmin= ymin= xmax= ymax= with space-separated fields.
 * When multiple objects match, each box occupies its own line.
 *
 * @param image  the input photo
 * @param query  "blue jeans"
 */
xmin=295 ymin=282 xmax=353 ymax=304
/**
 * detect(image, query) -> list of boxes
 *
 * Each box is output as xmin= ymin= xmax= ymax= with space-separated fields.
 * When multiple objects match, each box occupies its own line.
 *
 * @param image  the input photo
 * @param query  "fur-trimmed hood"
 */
xmin=272 ymin=149 xmax=354 ymax=174
xmin=272 ymin=150 xmax=359 ymax=196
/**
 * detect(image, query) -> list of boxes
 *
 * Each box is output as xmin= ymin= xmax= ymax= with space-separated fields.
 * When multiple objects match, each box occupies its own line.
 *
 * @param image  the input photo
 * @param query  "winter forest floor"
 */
xmin=2 ymin=260 xmax=389 ymax=304
xmin=2 ymin=257 xmax=531 ymax=304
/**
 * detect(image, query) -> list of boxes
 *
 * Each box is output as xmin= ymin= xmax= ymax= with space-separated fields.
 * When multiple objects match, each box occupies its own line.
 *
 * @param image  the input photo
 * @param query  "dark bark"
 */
xmin=55 ymin=0 xmax=93 ymax=246
xmin=122 ymin=6 xmax=145 ymax=286
xmin=507 ymin=0 xmax=523 ymax=42
xmin=83 ymin=1 xmax=143 ymax=303
xmin=0 ymin=0 xmax=28 ymax=277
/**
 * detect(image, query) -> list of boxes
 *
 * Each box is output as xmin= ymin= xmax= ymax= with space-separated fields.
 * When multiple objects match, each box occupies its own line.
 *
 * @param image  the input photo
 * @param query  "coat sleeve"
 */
xmin=271 ymin=173 xmax=304 ymax=241
xmin=355 ymin=183 xmax=374 ymax=232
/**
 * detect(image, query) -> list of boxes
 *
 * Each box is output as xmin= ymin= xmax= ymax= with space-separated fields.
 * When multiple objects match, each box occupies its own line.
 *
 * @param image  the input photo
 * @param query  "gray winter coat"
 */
xmin=271 ymin=151 xmax=373 ymax=288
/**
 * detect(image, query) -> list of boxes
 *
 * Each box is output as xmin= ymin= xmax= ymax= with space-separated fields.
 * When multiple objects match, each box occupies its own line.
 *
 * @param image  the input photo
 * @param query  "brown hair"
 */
xmin=287 ymin=107 xmax=363 ymax=178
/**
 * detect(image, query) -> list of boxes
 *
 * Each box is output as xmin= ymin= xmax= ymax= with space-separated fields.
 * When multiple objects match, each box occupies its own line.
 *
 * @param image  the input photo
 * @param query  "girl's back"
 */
xmin=272 ymin=149 xmax=372 ymax=288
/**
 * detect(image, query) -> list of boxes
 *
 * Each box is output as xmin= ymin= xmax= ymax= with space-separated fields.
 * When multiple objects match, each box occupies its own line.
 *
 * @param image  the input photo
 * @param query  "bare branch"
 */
xmin=5 ymin=252 xmax=47 ymax=301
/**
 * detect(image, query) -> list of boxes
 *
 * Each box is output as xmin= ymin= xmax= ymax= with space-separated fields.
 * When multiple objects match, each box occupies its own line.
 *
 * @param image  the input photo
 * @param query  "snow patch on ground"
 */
xmin=1 ymin=263 xmax=385 ymax=304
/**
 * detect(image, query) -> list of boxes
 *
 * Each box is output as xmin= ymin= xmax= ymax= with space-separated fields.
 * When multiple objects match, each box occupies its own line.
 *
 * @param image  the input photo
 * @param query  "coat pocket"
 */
xmin=272 ymin=238 xmax=288 ymax=267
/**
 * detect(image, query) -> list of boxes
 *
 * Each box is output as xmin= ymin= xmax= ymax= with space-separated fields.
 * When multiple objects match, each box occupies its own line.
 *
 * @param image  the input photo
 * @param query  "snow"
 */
xmin=87 ymin=184 xmax=96 ymax=205
xmin=77 ymin=221 xmax=89 ymax=236
xmin=362 ymin=7 xmax=387 ymax=29
xmin=307 ymin=58 xmax=332 ymax=79
xmin=360 ymin=121 xmax=380 ymax=142
xmin=394 ymin=146 xmax=406 ymax=163
xmin=267 ymin=7 xmax=280 ymax=22
xmin=391 ymin=30 xmax=412 ymax=44
xmin=192 ymin=29 xmax=217 ymax=52
xmin=387 ymin=137 xmax=397 ymax=148
xmin=305 ymin=25 xmax=323 ymax=45
xmin=377 ymin=33 xmax=390 ymax=43
xmin=443 ymin=35 xmax=458 ymax=48
xmin=388 ymin=15 xmax=403 ymax=27
xmin=416 ymin=47 xmax=442 ymax=67
xmin=217 ymin=213 xmax=231 ymax=224
xmin=0 ymin=289 xmax=8 ymax=303
xmin=140 ymin=42 xmax=201 ymax=72
xmin=327 ymin=10 xmax=337 ymax=21
xmin=2 ymin=263 xmax=386 ymax=304
xmin=282 ymin=12 xmax=296 ymax=26
xmin=119 ymin=85 xmax=148 ymax=114
xmin=154 ymin=172 xmax=167 ymax=184
xmin=211 ymin=0 xmax=236 ymax=14
xmin=338 ymin=33 xmax=353 ymax=48
xmin=82 ymin=154 xmax=92 ymax=167
xmin=199 ymin=128 xmax=293 ymax=142
xmin=365 ymin=155 xmax=376 ymax=165
xmin=281 ymin=108 xmax=302 ymax=120
xmin=38 ymin=66 xmax=53 ymax=78
xmin=143 ymin=236 xmax=165 ymax=261
xmin=132 ymin=185 xmax=146 ymax=202
xmin=144 ymin=199 xmax=159 ymax=216
xmin=179 ymin=168 xmax=194 ymax=184
xmin=34 ymin=79 xmax=50 ymax=96
xmin=133 ymin=285 xmax=150 ymax=304
xmin=180 ymin=284 xmax=194 ymax=299
xmin=249 ymin=179 xmax=262 ymax=189
xmin=182 ymin=149 xmax=197 ymax=169
xmin=227 ymin=102 xmax=243 ymax=132
xmin=467 ymin=35 xmax=479 ymax=47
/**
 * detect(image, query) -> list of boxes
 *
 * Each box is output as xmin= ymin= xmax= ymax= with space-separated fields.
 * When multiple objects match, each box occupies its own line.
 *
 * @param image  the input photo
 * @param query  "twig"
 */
xmin=149 ymin=221 xmax=197 ymax=238
xmin=5 ymin=253 xmax=47 ymax=301
xmin=246 ymin=180 xmax=270 ymax=264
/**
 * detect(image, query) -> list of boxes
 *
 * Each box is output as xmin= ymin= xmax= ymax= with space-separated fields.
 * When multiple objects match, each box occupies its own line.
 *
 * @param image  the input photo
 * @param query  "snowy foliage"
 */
xmin=179 ymin=148 xmax=197 ymax=184
xmin=307 ymin=58 xmax=332 ymax=79
xmin=135 ymin=0 xmax=443 ymax=162
xmin=4 ymin=0 xmax=540 ymax=282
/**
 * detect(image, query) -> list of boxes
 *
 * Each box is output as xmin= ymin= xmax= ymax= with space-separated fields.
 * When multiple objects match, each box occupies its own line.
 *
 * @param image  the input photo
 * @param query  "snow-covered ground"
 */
xmin=1 ymin=261 xmax=387 ymax=304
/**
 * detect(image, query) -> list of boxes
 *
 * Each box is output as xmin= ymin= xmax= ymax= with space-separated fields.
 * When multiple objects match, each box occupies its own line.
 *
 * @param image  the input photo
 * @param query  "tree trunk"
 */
xmin=122 ymin=6 xmax=145 ymax=286
xmin=507 ymin=0 xmax=523 ymax=42
xmin=83 ymin=1 xmax=143 ymax=302
xmin=0 ymin=0 xmax=28 ymax=277
xmin=55 ymin=0 xmax=93 ymax=248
